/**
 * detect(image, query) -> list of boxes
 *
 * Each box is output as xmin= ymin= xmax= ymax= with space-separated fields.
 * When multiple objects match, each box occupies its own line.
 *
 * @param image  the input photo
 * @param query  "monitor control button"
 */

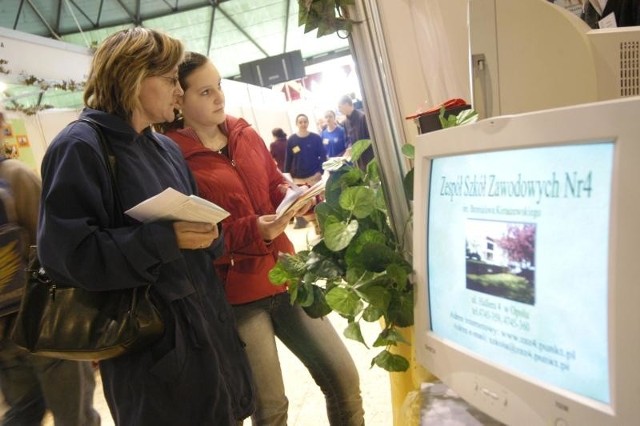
xmin=555 ymin=418 xmax=568 ymax=426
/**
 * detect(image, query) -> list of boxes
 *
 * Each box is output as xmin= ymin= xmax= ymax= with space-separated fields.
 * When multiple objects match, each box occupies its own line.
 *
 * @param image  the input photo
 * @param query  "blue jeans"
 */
xmin=233 ymin=293 xmax=364 ymax=426
xmin=0 ymin=331 xmax=100 ymax=426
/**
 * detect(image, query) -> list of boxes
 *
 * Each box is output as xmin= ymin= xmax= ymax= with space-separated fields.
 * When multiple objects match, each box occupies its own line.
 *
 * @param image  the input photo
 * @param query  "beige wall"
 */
xmin=375 ymin=0 xmax=472 ymax=145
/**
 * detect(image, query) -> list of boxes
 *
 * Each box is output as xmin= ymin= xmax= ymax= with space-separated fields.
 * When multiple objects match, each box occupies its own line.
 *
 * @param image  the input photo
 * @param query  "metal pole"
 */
xmin=346 ymin=0 xmax=413 ymax=252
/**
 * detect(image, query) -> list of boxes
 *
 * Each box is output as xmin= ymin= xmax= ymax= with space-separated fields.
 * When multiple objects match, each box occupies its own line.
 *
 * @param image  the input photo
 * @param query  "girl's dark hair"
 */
xmin=272 ymin=128 xmax=287 ymax=139
xmin=178 ymin=51 xmax=209 ymax=92
xmin=159 ymin=51 xmax=209 ymax=132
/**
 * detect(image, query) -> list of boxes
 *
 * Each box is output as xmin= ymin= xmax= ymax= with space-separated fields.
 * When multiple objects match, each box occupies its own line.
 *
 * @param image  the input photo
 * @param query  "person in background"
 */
xmin=36 ymin=29 xmax=254 ymax=425
xmin=320 ymin=110 xmax=346 ymax=158
xmin=163 ymin=52 xmax=364 ymax=426
xmin=284 ymin=113 xmax=326 ymax=230
xmin=338 ymin=94 xmax=374 ymax=169
xmin=269 ymin=128 xmax=287 ymax=172
xmin=0 ymin=112 xmax=100 ymax=426
xmin=316 ymin=116 xmax=327 ymax=134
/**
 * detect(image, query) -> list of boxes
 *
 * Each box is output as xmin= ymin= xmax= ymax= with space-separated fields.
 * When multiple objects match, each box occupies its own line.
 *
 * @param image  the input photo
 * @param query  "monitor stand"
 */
xmin=421 ymin=381 xmax=505 ymax=425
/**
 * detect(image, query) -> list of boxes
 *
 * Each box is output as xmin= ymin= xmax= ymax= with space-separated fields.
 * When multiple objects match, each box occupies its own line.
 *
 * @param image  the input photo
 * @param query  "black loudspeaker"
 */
xmin=239 ymin=50 xmax=305 ymax=87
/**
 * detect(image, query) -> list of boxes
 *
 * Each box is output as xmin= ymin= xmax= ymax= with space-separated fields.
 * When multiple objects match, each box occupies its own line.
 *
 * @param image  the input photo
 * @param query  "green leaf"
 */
xmin=456 ymin=108 xmax=478 ymax=125
xmin=403 ymin=167 xmax=414 ymax=201
xmin=344 ymin=265 xmax=366 ymax=285
xmin=386 ymin=263 xmax=409 ymax=289
xmin=303 ymin=285 xmax=333 ymax=318
xmin=344 ymin=321 xmax=368 ymax=346
xmin=296 ymin=281 xmax=316 ymax=307
xmin=317 ymin=20 xmax=337 ymax=37
xmin=356 ymin=242 xmax=396 ymax=273
xmin=386 ymin=290 xmax=414 ymax=327
xmin=362 ymin=304 xmax=383 ymax=322
xmin=350 ymin=139 xmax=372 ymax=162
xmin=289 ymin=280 xmax=300 ymax=304
xmin=356 ymin=285 xmax=391 ymax=311
xmin=372 ymin=328 xmax=410 ymax=347
xmin=401 ymin=144 xmax=415 ymax=160
xmin=268 ymin=262 xmax=289 ymax=285
xmin=277 ymin=252 xmax=309 ymax=276
xmin=313 ymin=256 xmax=343 ymax=279
xmin=438 ymin=106 xmax=459 ymax=128
xmin=374 ymin=187 xmax=388 ymax=212
xmin=371 ymin=349 xmax=410 ymax=372
xmin=314 ymin=201 xmax=345 ymax=231
xmin=324 ymin=216 xmax=358 ymax=251
xmin=310 ymin=0 xmax=333 ymax=14
xmin=324 ymin=168 xmax=351 ymax=205
xmin=344 ymin=230 xmax=388 ymax=266
xmin=365 ymin=159 xmax=380 ymax=183
xmin=326 ymin=286 xmax=363 ymax=317
xmin=339 ymin=186 xmax=376 ymax=219
xmin=339 ymin=167 xmax=365 ymax=187
xmin=298 ymin=1 xmax=311 ymax=26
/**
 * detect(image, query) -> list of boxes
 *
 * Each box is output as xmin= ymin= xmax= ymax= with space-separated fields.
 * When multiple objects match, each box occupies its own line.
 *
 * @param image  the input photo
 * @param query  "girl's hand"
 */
xmin=257 ymin=210 xmax=296 ymax=241
xmin=293 ymin=199 xmax=315 ymax=217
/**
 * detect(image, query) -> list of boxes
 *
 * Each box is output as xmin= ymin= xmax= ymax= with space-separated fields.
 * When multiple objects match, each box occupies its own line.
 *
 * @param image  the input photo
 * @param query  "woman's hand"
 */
xmin=257 ymin=210 xmax=296 ymax=242
xmin=173 ymin=221 xmax=219 ymax=250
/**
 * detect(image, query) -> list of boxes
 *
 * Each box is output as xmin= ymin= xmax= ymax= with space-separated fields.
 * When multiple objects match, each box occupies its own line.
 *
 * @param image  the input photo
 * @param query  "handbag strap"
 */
xmin=77 ymin=118 xmax=125 ymax=227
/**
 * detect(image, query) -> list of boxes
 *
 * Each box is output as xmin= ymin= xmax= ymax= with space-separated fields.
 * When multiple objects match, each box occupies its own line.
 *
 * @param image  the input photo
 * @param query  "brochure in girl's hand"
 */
xmin=125 ymin=187 xmax=230 ymax=225
xmin=275 ymin=175 xmax=327 ymax=219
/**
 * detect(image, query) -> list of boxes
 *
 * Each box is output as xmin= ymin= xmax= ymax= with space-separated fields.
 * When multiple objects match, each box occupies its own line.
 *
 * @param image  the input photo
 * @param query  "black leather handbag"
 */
xmin=10 ymin=119 xmax=164 ymax=361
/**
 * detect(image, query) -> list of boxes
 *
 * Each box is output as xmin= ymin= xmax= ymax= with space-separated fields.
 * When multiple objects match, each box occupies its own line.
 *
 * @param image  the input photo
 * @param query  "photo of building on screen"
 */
xmin=465 ymin=219 xmax=536 ymax=305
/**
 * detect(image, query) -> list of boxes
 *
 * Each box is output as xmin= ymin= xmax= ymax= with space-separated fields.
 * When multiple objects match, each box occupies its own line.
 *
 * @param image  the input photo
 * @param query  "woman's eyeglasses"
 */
xmin=159 ymin=75 xmax=180 ymax=87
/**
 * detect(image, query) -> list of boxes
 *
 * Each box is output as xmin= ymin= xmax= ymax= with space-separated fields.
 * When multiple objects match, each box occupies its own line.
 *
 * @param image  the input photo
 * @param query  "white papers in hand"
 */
xmin=275 ymin=175 xmax=327 ymax=219
xmin=125 ymin=187 xmax=230 ymax=225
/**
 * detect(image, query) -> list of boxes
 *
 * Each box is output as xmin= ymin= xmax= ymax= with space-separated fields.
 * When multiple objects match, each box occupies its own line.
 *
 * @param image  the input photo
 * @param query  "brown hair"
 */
xmin=177 ymin=51 xmax=209 ymax=92
xmin=159 ymin=51 xmax=210 ymax=133
xmin=272 ymin=128 xmax=287 ymax=139
xmin=84 ymin=28 xmax=184 ymax=121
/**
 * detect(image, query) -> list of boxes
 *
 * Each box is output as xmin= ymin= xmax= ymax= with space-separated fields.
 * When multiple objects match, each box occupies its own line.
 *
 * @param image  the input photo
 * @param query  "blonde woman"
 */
xmin=37 ymin=29 xmax=254 ymax=425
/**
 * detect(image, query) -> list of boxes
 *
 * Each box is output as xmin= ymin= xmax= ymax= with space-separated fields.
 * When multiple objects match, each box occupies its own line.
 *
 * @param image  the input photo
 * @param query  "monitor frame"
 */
xmin=413 ymin=97 xmax=640 ymax=425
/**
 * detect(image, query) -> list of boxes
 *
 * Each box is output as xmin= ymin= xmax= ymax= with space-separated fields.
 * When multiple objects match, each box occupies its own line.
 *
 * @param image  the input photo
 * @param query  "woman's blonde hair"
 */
xmin=84 ymin=28 xmax=184 ymax=121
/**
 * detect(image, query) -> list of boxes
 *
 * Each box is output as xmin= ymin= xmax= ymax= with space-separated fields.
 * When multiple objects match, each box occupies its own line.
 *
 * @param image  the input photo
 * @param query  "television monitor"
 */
xmin=239 ymin=50 xmax=305 ymax=87
xmin=413 ymin=97 xmax=640 ymax=425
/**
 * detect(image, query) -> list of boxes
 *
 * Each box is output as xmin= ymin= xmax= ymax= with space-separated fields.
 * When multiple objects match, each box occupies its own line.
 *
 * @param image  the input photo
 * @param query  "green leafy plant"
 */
xmin=270 ymin=108 xmax=479 ymax=372
xmin=438 ymin=106 xmax=478 ymax=129
xmin=270 ymin=139 xmax=414 ymax=372
xmin=298 ymin=0 xmax=357 ymax=37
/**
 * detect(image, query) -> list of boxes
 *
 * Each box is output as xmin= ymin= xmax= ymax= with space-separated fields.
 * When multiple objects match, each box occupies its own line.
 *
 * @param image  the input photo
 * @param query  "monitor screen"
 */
xmin=413 ymin=97 xmax=640 ymax=426
xmin=429 ymin=142 xmax=613 ymax=404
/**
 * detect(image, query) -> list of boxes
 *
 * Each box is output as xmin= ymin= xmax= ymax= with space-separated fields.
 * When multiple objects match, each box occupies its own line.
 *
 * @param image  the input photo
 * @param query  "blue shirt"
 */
xmin=284 ymin=132 xmax=327 ymax=179
xmin=320 ymin=125 xmax=346 ymax=157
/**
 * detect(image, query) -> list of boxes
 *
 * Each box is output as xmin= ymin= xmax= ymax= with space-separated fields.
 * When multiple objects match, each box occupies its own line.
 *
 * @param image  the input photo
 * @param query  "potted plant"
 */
xmin=270 ymin=138 xmax=414 ymax=372
xmin=270 ymin=108 xmax=478 ymax=374
xmin=298 ymin=0 xmax=358 ymax=37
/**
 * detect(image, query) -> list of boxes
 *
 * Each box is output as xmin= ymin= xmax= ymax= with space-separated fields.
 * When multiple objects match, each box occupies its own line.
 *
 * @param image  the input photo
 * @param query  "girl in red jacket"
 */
xmin=164 ymin=52 xmax=364 ymax=426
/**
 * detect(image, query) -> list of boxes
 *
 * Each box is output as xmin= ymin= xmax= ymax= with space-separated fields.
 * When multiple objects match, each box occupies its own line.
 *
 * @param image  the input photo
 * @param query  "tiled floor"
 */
xmin=82 ymin=312 xmax=392 ymax=426
xmin=40 ymin=224 xmax=393 ymax=425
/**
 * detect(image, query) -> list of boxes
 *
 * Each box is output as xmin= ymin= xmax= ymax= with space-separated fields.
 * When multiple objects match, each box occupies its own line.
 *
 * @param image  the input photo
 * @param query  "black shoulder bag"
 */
xmin=11 ymin=119 xmax=164 ymax=361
